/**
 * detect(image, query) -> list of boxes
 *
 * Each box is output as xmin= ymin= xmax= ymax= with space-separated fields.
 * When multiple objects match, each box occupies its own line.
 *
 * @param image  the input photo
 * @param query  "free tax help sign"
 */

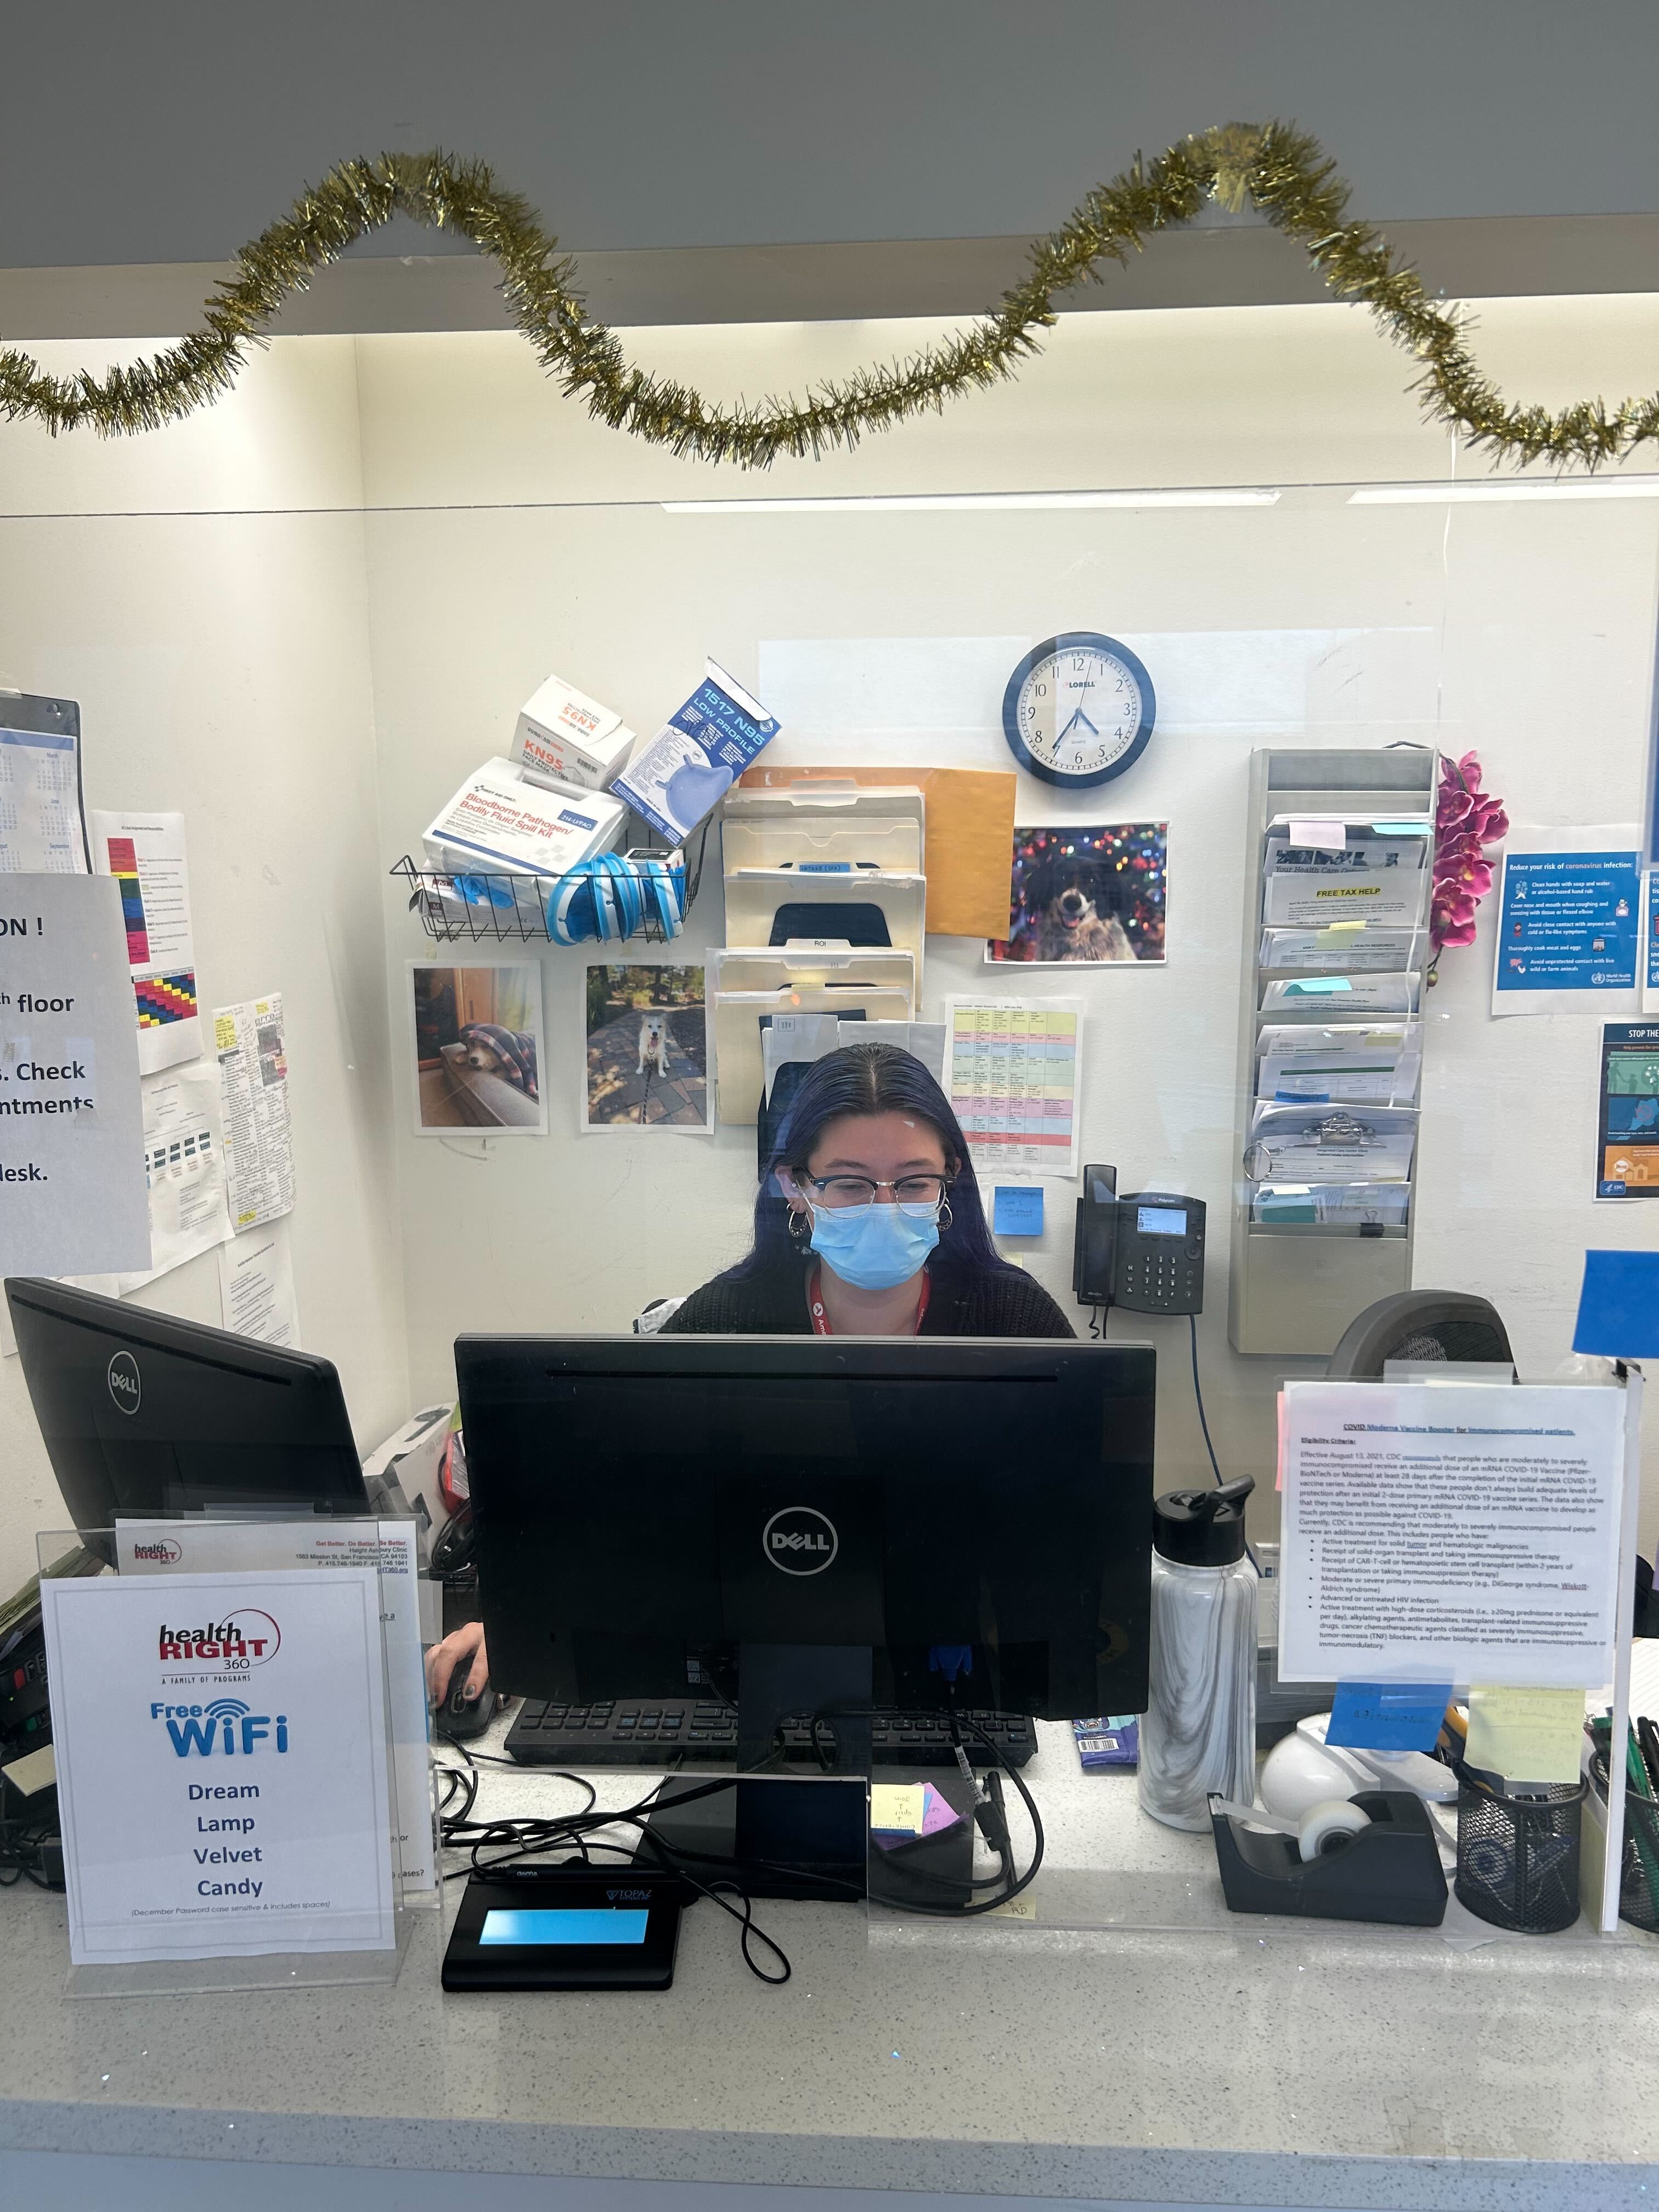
xmin=40 ymin=1568 xmax=396 ymax=1963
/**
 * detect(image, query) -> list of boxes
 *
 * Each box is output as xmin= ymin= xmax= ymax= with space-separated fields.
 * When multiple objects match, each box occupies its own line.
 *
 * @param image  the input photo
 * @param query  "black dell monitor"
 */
xmin=454 ymin=1333 xmax=1156 ymax=1729
xmin=5 ymin=1276 xmax=369 ymax=1530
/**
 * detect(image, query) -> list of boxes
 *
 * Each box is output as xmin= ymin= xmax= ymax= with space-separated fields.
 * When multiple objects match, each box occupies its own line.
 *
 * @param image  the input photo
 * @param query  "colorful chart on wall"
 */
xmin=988 ymin=823 xmax=1167 ymax=966
xmin=944 ymin=997 xmax=1083 ymax=1177
xmin=1595 ymin=1020 xmax=1659 ymax=1199
xmin=90 ymin=809 xmax=201 ymax=1073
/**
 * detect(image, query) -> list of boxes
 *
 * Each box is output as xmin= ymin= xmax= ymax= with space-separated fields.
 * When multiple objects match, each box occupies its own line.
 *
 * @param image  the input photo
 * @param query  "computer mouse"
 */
xmin=436 ymin=1670 xmax=495 ymax=1742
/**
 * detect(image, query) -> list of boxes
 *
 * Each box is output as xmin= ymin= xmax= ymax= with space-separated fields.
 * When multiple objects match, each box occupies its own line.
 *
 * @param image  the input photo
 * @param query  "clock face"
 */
xmin=1003 ymin=632 xmax=1155 ymax=788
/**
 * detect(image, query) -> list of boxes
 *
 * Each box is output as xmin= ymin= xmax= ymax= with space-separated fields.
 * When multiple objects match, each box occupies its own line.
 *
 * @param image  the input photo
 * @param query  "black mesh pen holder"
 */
xmin=1617 ymin=1792 xmax=1659 ymax=1932
xmin=1453 ymin=1765 xmax=1584 ymax=1934
xmin=1589 ymin=1750 xmax=1659 ymax=1932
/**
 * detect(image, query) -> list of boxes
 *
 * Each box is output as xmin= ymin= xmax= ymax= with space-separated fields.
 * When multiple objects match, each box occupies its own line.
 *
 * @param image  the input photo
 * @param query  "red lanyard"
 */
xmin=808 ymin=1262 xmax=930 ymax=1336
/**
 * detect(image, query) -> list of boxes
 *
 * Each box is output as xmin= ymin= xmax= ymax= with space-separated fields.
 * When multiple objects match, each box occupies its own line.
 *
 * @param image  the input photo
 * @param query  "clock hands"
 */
xmin=1057 ymin=704 xmax=1099 ymax=743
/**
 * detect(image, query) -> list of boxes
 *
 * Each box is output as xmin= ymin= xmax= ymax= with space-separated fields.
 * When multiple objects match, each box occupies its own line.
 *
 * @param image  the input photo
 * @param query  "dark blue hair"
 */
xmin=729 ymin=1043 xmax=1018 ymax=1281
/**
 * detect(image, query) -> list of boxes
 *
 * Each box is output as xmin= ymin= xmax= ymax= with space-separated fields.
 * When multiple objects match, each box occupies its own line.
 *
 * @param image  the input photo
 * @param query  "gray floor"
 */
xmin=0 ymin=2153 xmax=1299 ymax=2212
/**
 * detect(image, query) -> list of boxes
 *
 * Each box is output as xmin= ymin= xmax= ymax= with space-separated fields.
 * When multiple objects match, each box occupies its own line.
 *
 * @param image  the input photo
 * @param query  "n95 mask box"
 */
xmin=424 ymin=757 xmax=624 ymax=877
xmin=611 ymin=661 xmax=781 ymax=843
xmin=512 ymin=672 xmax=638 ymax=793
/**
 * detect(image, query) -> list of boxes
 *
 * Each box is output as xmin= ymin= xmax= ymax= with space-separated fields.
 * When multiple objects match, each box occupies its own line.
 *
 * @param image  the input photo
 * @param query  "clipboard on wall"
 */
xmin=0 ymin=690 xmax=91 ymax=873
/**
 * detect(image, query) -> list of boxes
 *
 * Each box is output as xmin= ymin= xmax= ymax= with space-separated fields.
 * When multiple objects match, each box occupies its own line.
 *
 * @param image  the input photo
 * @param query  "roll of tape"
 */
xmin=1296 ymin=1798 xmax=1372 ymax=1860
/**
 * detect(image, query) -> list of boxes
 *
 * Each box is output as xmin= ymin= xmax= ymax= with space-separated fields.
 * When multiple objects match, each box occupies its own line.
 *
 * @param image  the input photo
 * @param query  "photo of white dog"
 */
xmin=637 ymin=1011 xmax=673 ymax=1076
xmin=585 ymin=963 xmax=711 ymax=1131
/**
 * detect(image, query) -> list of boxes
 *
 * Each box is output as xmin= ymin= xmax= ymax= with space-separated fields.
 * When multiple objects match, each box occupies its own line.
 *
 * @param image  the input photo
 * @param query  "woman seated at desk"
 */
xmin=427 ymin=1041 xmax=1072 ymax=1701
xmin=664 ymin=1040 xmax=1074 ymax=1340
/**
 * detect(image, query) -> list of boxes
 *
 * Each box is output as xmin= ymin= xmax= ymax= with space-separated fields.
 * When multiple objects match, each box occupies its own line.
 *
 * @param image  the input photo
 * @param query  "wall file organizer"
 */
xmin=1228 ymin=749 xmax=1436 ymax=1356
xmin=712 ymin=947 xmax=917 ymax=1125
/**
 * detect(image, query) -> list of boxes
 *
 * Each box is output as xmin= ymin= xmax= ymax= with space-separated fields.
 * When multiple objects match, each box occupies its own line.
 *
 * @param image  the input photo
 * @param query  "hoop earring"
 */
xmin=937 ymin=1199 xmax=953 ymax=1232
xmin=787 ymin=1208 xmax=811 ymax=1244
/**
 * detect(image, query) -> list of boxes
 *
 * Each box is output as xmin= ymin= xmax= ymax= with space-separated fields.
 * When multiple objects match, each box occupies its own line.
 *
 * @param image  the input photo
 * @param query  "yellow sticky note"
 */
xmin=870 ymin=1784 xmax=926 ymax=1836
xmin=1465 ymin=1686 xmax=1585 ymax=1785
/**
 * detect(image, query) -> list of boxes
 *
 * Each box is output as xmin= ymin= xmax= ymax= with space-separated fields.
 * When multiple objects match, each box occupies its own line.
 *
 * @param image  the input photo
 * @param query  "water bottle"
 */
xmin=1138 ymin=1476 xmax=1257 ymax=1832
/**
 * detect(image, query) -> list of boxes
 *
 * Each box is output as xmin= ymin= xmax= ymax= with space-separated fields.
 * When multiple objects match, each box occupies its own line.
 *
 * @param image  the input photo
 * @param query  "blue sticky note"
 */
xmin=1573 ymin=1248 xmax=1659 ymax=1359
xmin=1325 ymin=1681 xmax=1451 ymax=1753
xmin=993 ymin=1186 xmax=1044 ymax=1236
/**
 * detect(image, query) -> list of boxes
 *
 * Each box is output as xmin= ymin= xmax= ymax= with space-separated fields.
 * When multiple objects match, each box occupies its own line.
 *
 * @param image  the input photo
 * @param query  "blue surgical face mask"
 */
xmin=807 ymin=1198 xmax=939 ymax=1291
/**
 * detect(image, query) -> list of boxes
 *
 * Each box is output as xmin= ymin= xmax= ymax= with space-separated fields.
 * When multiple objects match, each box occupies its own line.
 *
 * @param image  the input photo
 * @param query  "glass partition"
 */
xmin=3 ymin=312 xmax=1657 ymax=1960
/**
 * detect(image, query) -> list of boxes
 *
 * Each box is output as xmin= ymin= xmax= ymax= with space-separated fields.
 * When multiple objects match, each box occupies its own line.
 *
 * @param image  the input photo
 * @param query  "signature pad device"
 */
xmin=442 ymin=1863 xmax=684 ymax=1992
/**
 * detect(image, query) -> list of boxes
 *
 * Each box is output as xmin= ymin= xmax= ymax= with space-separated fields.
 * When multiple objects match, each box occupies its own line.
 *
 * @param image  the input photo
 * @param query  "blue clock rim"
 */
xmin=1002 ymin=631 xmax=1156 ymax=789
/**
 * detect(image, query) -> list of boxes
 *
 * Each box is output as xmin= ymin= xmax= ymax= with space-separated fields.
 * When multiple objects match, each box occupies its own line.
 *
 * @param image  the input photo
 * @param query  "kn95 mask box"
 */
xmin=424 ymin=757 xmax=624 ymax=877
xmin=611 ymin=661 xmax=781 ymax=843
xmin=512 ymin=672 xmax=638 ymax=792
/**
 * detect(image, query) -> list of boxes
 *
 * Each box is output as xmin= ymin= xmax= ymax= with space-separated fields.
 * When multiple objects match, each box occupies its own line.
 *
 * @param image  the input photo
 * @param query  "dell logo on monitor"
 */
xmin=761 ymin=1505 xmax=838 ymax=1576
xmin=107 ymin=1350 xmax=142 ymax=1415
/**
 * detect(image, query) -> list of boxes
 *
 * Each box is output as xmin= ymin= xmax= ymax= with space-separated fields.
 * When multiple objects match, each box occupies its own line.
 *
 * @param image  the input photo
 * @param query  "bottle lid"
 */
xmin=1153 ymin=1476 xmax=1255 ymax=1566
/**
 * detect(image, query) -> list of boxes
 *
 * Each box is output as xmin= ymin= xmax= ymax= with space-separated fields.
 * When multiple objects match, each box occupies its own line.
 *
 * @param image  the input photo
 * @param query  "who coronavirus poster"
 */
xmin=41 ymin=1567 xmax=396 ymax=1963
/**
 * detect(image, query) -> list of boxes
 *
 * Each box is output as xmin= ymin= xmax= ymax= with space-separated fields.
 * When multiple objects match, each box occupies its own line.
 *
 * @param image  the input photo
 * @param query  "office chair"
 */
xmin=1324 ymin=1290 xmax=1514 ymax=1379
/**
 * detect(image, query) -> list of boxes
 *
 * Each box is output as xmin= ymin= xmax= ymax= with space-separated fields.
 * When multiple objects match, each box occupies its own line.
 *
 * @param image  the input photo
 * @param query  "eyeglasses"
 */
xmin=803 ymin=1173 xmax=953 ymax=1217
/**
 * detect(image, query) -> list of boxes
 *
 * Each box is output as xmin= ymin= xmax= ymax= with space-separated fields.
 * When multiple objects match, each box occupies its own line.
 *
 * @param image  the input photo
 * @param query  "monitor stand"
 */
xmin=637 ymin=1643 xmax=872 ymax=1903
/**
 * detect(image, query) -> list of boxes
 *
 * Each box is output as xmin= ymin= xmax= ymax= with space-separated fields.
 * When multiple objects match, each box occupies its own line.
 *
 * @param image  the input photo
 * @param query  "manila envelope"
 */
xmin=736 ymin=765 xmax=1015 ymax=940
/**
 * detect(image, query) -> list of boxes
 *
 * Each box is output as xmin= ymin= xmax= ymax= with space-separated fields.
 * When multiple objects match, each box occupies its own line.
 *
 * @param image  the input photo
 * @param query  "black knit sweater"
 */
xmin=661 ymin=1257 xmax=1076 ymax=1339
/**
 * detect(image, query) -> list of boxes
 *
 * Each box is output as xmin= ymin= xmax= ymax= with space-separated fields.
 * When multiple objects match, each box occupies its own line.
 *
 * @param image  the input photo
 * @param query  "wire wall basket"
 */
xmin=392 ymin=825 xmax=708 ymax=947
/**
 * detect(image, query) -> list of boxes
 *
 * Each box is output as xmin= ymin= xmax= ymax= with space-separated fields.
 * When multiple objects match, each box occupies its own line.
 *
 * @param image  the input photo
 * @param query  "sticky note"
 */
xmin=1284 ymin=977 xmax=1353 ymax=995
xmin=918 ymin=1785 xmax=966 ymax=1838
xmin=994 ymin=1186 xmax=1045 ymax=1236
xmin=1289 ymin=817 xmax=1346 ymax=850
xmin=1326 ymin=1681 xmax=1451 ymax=1753
xmin=1572 ymin=1249 xmax=1659 ymax=1360
xmin=870 ymin=1784 xmax=926 ymax=1837
xmin=1465 ymin=1685 xmax=1586 ymax=1785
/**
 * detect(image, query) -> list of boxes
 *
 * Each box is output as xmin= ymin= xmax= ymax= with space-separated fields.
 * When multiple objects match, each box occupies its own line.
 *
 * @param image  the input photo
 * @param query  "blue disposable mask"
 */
xmin=808 ymin=1199 xmax=940 ymax=1291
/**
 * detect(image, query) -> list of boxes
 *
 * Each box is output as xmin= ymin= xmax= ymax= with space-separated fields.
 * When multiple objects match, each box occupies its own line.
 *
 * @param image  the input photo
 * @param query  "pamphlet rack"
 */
xmin=392 ymin=821 xmax=708 ymax=947
xmin=1228 ymin=747 xmax=1437 ymax=1356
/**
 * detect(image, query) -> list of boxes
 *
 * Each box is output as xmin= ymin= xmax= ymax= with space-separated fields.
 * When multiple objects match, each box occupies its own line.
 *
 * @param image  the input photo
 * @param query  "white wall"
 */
xmin=0 ymin=340 xmax=410 ymax=1596
xmin=357 ymin=297 xmax=1659 ymax=1551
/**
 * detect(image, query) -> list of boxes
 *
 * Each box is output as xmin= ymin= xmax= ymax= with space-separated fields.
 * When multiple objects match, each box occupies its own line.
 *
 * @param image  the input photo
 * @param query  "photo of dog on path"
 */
xmin=584 ymin=964 xmax=712 ymax=1131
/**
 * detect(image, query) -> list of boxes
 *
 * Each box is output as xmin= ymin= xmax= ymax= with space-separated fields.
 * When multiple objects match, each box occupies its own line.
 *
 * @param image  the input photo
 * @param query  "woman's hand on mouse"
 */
xmin=426 ymin=1620 xmax=489 ymax=1704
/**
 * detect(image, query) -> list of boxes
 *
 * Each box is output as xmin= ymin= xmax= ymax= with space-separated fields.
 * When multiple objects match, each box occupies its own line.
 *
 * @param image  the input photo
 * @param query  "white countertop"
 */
xmin=4 ymin=1719 xmax=1659 ymax=2207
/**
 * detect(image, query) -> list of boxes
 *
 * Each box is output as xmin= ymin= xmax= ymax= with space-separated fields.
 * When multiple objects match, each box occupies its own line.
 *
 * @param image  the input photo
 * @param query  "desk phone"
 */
xmin=1072 ymin=1164 xmax=1206 ymax=1316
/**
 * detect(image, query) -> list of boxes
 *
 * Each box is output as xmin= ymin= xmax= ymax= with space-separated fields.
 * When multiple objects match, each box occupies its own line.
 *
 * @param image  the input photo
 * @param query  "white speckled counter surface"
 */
xmin=4 ymin=1719 xmax=1659 ymax=2208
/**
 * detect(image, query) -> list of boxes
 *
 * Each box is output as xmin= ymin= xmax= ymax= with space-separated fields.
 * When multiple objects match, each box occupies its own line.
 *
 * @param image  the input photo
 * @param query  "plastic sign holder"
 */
xmin=37 ymin=1524 xmax=411 ymax=1996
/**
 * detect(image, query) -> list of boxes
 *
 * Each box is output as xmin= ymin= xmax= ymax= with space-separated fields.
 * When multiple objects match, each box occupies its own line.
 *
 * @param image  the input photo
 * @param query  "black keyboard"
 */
xmin=504 ymin=1696 xmax=1037 ymax=1769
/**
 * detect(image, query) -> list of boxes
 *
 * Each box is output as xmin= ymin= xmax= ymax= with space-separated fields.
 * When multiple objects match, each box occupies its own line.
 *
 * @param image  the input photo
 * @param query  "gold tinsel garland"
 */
xmin=3 ymin=125 xmax=1656 ymax=468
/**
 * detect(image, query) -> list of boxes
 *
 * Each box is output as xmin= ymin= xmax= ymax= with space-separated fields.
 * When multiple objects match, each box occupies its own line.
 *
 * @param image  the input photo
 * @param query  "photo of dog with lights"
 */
xmin=409 ymin=962 xmax=548 ymax=1135
xmin=989 ymin=823 xmax=1168 ymax=965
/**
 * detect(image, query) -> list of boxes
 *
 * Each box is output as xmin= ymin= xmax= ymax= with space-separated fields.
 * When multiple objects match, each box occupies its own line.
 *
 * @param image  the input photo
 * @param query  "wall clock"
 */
xmin=1002 ymin=632 xmax=1155 ymax=788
